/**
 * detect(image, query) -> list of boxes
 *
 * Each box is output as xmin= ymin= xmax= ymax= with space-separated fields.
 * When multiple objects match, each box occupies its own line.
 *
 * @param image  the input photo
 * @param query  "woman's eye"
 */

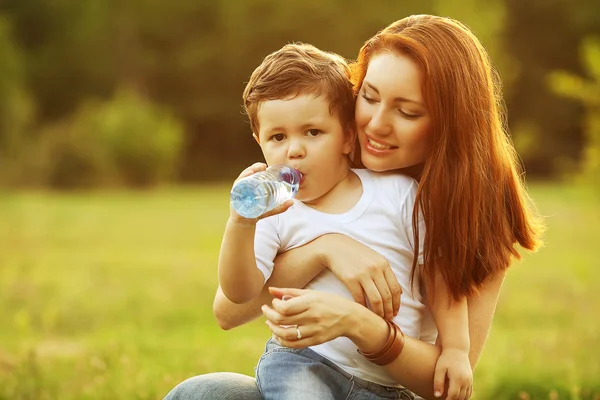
xmin=398 ymin=109 xmax=419 ymax=119
xmin=271 ymin=134 xmax=286 ymax=141
xmin=361 ymin=93 xmax=377 ymax=104
xmin=307 ymin=129 xmax=322 ymax=137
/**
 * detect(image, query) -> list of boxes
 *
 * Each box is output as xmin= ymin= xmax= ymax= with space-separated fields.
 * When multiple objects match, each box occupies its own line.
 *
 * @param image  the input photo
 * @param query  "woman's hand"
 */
xmin=312 ymin=234 xmax=402 ymax=320
xmin=261 ymin=287 xmax=366 ymax=348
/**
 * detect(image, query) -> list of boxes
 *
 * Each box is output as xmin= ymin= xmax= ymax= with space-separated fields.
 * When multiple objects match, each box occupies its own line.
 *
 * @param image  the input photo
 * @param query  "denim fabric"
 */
xmin=163 ymin=372 xmax=261 ymax=400
xmin=256 ymin=338 xmax=415 ymax=400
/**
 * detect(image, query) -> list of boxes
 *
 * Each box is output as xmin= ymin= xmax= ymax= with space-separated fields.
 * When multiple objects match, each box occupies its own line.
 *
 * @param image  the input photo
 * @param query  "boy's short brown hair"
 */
xmin=243 ymin=43 xmax=355 ymax=134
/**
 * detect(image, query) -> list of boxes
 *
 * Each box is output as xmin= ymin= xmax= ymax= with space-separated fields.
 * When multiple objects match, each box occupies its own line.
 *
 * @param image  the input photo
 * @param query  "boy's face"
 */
xmin=254 ymin=94 xmax=354 ymax=204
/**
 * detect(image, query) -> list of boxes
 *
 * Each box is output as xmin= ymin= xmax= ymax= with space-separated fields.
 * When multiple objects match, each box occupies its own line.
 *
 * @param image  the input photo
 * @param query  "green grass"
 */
xmin=0 ymin=183 xmax=598 ymax=399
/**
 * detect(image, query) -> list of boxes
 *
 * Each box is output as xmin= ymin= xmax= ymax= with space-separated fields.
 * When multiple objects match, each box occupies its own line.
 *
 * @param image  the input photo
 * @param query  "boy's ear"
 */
xmin=252 ymin=133 xmax=260 ymax=144
xmin=342 ymin=126 xmax=357 ymax=155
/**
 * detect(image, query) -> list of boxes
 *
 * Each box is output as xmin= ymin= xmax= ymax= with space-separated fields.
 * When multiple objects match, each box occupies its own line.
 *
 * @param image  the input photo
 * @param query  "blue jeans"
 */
xmin=163 ymin=372 xmax=261 ymax=400
xmin=164 ymin=338 xmax=419 ymax=400
xmin=256 ymin=338 xmax=415 ymax=400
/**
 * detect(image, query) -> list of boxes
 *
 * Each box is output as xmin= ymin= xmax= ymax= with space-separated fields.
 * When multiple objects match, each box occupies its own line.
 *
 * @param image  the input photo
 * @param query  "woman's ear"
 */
xmin=253 ymin=133 xmax=260 ymax=144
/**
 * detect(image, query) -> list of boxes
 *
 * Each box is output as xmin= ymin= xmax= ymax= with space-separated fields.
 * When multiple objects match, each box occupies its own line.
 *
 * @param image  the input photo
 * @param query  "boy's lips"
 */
xmin=289 ymin=167 xmax=304 ymax=180
xmin=298 ymin=172 xmax=305 ymax=184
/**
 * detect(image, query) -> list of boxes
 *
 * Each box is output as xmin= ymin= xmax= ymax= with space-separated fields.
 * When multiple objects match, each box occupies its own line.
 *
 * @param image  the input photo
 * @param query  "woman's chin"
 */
xmin=360 ymin=156 xmax=395 ymax=172
xmin=361 ymin=153 xmax=424 ymax=174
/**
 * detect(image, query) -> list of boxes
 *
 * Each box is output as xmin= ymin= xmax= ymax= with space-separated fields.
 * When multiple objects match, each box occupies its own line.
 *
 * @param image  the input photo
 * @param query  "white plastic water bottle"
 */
xmin=230 ymin=165 xmax=301 ymax=219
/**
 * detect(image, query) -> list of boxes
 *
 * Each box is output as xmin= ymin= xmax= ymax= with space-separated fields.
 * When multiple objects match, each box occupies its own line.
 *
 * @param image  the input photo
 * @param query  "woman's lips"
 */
xmin=364 ymin=136 xmax=397 ymax=155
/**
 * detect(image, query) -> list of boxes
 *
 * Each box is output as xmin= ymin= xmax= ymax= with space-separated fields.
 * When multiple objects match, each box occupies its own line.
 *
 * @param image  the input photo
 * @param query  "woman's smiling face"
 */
xmin=355 ymin=52 xmax=432 ymax=172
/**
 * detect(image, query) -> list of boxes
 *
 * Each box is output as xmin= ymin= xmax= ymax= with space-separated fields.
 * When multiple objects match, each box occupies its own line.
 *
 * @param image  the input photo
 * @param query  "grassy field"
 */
xmin=0 ymin=182 xmax=598 ymax=400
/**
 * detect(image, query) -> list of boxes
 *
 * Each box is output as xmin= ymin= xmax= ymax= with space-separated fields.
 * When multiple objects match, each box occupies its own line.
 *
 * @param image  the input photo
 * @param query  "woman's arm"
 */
xmin=213 ymin=234 xmax=402 ymax=328
xmin=385 ymin=270 xmax=505 ymax=399
xmin=263 ymin=270 xmax=506 ymax=400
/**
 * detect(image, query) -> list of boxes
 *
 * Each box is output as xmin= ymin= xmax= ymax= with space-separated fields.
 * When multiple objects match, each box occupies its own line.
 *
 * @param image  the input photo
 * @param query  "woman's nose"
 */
xmin=368 ymin=107 xmax=392 ymax=137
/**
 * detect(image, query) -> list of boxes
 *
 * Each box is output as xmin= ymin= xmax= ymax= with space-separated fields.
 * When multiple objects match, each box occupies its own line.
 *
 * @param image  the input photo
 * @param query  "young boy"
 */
xmin=217 ymin=43 xmax=471 ymax=399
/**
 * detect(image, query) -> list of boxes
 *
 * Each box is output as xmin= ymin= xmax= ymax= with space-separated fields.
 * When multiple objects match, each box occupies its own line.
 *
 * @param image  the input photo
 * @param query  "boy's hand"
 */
xmin=433 ymin=347 xmax=473 ymax=400
xmin=235 ymin=162 xmax=268 ymax=182
xmin=229 ymin=162 xmax=293 ymax=223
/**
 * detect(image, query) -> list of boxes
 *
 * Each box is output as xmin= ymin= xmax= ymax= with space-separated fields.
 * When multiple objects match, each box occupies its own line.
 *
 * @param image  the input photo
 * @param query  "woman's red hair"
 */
xmin=351 ymin=15 xmax=545 ymax=300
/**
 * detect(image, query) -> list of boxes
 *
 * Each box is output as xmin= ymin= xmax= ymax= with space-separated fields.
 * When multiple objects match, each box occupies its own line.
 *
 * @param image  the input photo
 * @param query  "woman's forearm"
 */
xmin=213 ymin=243 xmax=328 ymax=329
xmin=349 ymin=271 xmax=506 ymax=400
xmin=348 ymin=305 xmax=442 ymax=399
xmin=385 ymin=336 xmax=442 ymax=400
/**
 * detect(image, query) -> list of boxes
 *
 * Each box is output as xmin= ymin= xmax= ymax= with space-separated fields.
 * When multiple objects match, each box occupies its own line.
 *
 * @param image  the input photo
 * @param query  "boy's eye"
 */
xmin=306 ymin=129 xmax=322 ymax=137
xmin=271 ymin=134 xmax=286 ymax=142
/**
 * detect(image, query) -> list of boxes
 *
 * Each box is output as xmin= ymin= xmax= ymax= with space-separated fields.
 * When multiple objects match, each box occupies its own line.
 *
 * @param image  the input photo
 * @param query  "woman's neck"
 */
xmin=399 ymin=163 xmax=425 ymax=182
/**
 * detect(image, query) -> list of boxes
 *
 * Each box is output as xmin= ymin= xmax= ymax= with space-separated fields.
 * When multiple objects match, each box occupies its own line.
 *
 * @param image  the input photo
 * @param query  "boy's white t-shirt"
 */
xmin=254 ymin=168 xmax=434 ymax=387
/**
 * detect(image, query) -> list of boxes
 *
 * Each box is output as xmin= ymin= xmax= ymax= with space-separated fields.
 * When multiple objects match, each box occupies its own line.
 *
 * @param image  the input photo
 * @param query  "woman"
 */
xmin=165 ymin=14 xmax=544 ymax=400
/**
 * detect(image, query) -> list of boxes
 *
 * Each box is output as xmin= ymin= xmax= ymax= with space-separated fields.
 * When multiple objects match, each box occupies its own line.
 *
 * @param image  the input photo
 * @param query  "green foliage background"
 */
xmin=1 ymin=1 xmax=599 ymax=399
xmin=0 ymin=0 xmax=599 ymax=185
xmin=1 ymin=184 xmax=599 ymax=399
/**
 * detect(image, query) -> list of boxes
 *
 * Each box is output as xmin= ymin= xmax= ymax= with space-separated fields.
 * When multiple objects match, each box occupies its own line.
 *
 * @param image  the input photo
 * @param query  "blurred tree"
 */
xmin=549 ymin=37 xmax=600 ymax=188
xmin=1 ymin=0 xmax=117 ymax=121
xmin=0 ymin=15 xmax=34 ymax=185
xmin=503 ymin=0 xmax=600 ymax=176
xmin=16 ymin=88 xmax=184 ymax=189
xmin=2 ymin=0 xmax=600 ymax=185
xmin=433 ymin=0 xmax=508 ymax=73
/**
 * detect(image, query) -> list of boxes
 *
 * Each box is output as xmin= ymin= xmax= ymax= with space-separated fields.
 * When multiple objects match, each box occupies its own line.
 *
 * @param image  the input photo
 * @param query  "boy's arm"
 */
xmin=217 ymin=218 xmax=265 ymax=304
xmin=213 ymin=242 xmax=327 ymax=330
xmin=427 ymin=268 xmax=472 ymax=398
xmin=213 ymin=286 xmax=266 ymax=329
xmin=218 ymin=163 xmax=292 ymax=305
xmin=428 ymin=269 xmax=470 ymax=352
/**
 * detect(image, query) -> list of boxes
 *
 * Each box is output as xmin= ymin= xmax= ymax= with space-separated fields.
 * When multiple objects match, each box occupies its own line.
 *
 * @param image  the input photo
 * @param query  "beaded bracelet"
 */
xmin=357 ymin=320 xmax=406 ymax=366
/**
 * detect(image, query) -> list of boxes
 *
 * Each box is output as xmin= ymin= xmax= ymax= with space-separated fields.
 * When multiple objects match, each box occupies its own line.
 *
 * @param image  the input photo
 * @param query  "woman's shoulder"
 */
xmin=352 ymin=169 xmax=419 ymax=210
xmin=353 ymin=169 xmax=417 ymax=189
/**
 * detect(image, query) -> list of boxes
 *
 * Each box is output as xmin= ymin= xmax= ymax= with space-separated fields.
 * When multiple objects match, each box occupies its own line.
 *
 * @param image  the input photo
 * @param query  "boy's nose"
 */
xmin=287 ymin=142 xmax=305 ymax=159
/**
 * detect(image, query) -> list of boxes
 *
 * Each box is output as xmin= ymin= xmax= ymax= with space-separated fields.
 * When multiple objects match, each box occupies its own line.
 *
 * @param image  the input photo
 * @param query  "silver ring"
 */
xmin=295 ymin=325 xmax=302 ymax=340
